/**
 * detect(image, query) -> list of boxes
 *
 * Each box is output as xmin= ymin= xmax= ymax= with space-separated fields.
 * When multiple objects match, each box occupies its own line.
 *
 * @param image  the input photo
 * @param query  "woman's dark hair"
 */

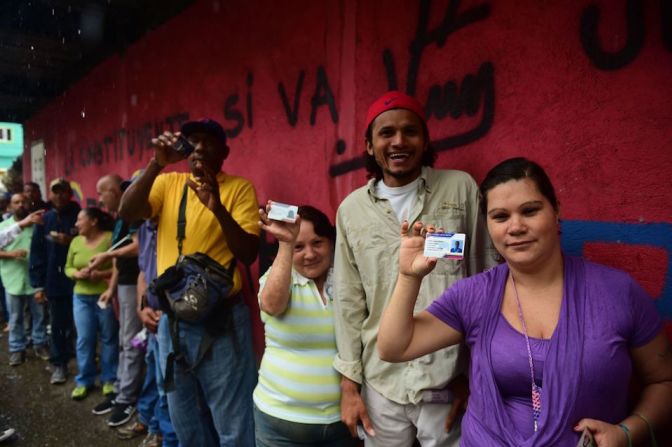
xmin=364 ymin=121 xmax=437 ymax=181
xmin=83 ymin=207 xmax=115 ymax=232
xmin=479 ymin=157 xmax=559 ymax=215
xmin=297 ymin=205 xmax=335 ymax=244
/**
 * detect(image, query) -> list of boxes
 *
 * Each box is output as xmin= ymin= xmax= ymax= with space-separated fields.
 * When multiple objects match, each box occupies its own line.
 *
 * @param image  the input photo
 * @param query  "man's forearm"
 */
xmin=119 ymin=159 xmax=163 ymax=222
xmin=0 ymin=251 xmax=17 ymax=259
xmin=106 ymin=261 xmax=120 ymax=291
xmin=211 ymin=205 xmax=259 ymax=265
xmin=109 ymin=239 xmax=139 ymax=259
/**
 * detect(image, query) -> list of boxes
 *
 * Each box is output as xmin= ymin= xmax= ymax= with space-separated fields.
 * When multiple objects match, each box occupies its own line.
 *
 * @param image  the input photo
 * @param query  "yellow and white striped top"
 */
xmin=253 ymin=268 xmax=341 ymax=424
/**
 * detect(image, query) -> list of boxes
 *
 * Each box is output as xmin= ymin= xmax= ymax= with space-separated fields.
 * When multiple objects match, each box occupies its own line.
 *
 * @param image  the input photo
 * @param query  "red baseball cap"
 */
xmin=364 ymin=91 xmax=426 ymax=132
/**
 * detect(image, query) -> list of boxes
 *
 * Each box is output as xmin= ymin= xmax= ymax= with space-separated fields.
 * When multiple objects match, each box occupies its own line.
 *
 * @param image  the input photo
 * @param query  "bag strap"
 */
xmin=176 ymin=182 xmax=189 ymax=257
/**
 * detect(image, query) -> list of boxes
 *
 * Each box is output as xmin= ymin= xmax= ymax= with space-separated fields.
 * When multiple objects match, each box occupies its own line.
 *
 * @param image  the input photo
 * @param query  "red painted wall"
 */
xmin=23 ymin=0 xmax=672 ymax=348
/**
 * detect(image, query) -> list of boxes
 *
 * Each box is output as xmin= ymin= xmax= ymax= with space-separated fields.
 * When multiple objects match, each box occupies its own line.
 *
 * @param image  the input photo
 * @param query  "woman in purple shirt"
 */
xmin=378 ymin=158 xmax=672 ymax=446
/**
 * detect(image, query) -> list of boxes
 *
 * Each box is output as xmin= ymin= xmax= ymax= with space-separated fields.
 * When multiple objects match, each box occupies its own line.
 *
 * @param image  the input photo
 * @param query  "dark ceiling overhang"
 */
xmin=0 ymin=0 xmax=195 ymax=123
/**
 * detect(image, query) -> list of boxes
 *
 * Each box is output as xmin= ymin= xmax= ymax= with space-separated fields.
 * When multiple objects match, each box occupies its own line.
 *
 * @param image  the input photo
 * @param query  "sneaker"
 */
xmin=92 ymin=397 xmax=116 ymax=416
xmin=108 ymin=403 xmax=136 ymax=427
xmin=139 ymin=432 xmax=162 ymax=447
xmin=102 ymin=382 xmax=115 ymax=396
xmin=50 ymin=365 xmax=67 ymax=384
xmin=33 ymin=344 xmax=50 ymax=361
xmin=8 ymin=351 xmax=25 ymax=366
xmin=115 ymin=419 xmax=147 ymax=440
xmin=0 ymin=426 xmax=16 ymax=442
xmin=71 ymin=385 xmax=89 ymax=401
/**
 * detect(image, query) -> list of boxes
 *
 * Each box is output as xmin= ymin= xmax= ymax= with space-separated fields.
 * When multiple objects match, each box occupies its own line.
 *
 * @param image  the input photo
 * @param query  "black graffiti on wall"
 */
xmin=66 ymin=1 xmax=494 ymax=181
xmin=221 ymin=66 xmax=340 ymax=139
xmin=580 ymin=0 xmax=672 ymax=70
xmin=328 ymin=0 xmax=494 ymax=177
xmin=63 ymin=112 xmax=189 ymax=176
xmin=276 ymin=66 xmax=339 ymax=128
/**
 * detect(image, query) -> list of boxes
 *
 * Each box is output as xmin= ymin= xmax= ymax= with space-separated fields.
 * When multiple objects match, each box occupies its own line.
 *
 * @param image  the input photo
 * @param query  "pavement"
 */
xmin=0 ymin=335 xmax=133 ymax=446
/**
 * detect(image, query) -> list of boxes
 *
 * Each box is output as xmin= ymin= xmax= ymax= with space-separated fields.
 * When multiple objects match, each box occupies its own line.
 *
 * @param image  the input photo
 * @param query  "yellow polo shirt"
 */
xmin=148 ymin=171 xmax=260 ymax=295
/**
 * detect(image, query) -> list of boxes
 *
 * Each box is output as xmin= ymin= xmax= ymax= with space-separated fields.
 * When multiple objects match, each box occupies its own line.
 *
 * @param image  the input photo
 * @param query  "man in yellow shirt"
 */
xmin=119 ymin=118 xmax=259 ymax=447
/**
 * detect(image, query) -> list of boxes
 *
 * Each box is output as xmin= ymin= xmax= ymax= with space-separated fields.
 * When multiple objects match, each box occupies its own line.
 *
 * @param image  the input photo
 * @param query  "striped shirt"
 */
xmin=253 ymin=268 xmax=341 ymax=424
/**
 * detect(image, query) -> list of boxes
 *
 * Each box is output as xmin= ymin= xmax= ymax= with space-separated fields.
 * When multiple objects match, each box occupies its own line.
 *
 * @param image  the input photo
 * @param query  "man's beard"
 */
xmin=13 ymin=208 xmax=27 ymax=220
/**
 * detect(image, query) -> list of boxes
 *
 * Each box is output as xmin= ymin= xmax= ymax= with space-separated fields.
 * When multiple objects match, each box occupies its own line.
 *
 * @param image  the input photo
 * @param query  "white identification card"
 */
xmin=423 ymin=232 xmax=466 ymax=259
xmin=268 ymin=201 xmax=299 ymax=223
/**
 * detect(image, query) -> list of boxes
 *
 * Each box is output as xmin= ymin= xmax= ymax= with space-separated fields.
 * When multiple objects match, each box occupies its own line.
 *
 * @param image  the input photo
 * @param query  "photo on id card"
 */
xmin=423 ymin=232 xmax=466 ymax=260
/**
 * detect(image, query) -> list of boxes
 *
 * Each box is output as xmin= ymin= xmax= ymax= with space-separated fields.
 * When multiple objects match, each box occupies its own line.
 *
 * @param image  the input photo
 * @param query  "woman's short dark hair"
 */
xmin=297 ymin=205 xmax=335 ymax=244
xmin=479 ymin=157 xmax=559 ymax=215
xmin=83 ymin=207 xmax=115 ymax=232
xmin=363 ymin=120 xmax=436 ymax=181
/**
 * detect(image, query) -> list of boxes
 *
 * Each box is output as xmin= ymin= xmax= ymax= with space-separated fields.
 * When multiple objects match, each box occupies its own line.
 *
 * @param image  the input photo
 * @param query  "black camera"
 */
xmin=173 ymin=135 xmax=195 ymax=157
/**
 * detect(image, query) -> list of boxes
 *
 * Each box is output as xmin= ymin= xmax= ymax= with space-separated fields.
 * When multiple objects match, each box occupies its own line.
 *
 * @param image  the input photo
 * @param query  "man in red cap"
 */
xmin=119 ymin=118 xmax=259 ymax=446
xmin=333 ymin=91 xmax=496 ymax=446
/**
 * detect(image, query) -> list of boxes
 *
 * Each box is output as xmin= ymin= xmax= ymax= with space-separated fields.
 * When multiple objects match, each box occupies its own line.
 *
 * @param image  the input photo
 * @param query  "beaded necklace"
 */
xmin=510 ymin=274 xmax=542 ymax=433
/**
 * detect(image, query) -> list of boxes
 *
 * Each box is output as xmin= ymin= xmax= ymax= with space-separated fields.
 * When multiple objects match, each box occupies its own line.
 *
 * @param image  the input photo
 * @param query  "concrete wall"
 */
xmin=22 ymin=0 xmax=672 ymax=345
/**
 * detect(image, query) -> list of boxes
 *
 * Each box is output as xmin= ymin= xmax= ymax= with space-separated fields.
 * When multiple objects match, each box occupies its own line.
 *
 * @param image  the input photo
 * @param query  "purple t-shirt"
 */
xmin=426 ymin=258 xmax=662 ymax=446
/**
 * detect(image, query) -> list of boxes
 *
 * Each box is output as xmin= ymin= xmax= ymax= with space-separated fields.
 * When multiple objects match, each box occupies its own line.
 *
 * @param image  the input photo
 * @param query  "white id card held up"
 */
xmin=423 ymin=232 xmax=466 ymax=259
xmin=268 ymin=201 xmax=299 ymax=223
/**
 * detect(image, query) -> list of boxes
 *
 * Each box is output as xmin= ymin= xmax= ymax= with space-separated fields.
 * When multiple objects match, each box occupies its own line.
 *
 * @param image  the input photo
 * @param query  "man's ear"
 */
xmin=222 ymin=145 xmax=230 ymax=160
xmin=365 ymin=139 xmax=373 ymax=156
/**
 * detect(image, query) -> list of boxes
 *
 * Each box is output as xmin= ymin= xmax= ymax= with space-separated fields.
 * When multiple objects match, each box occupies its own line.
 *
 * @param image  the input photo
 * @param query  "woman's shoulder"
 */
xmin=93 ymin=232 xmax=112 ymax=249
xmin=578 ymin=257 xmax=636 ymax=289
xmin=571 ymin=256 xmax=646 ymax=305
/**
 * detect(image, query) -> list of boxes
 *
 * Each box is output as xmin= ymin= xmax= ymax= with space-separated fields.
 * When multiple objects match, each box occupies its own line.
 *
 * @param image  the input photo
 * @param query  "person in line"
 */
xmin=0 ymin=193 xmax=49 ymax=365
xmin=89 ymin=174 xmax=142 ymax=427
xmin=118 ymin=218 xmax=180 ymax=447
xmin=255 ymin=203 xmax=355 ymax=447
xmin=119 ymin=118 xmax=259 ymax=446
xmin=29 ymin=178 xmax=80 ymax=385
xmin=65 ymin=207 xmax=118 ymax=401
xmin=0 ymin=207 xmax=44 ymax=336
xmin=23 ymin=181 xmax=49 ymax=212
xmin=333 ymin=91 xmax=496 ymax=446
xmin=378 ymin=157 xmax=672 ymax=446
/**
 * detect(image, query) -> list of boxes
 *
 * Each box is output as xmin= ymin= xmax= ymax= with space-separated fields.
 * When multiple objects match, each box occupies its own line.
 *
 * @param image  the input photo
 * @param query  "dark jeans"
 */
xmin=48 ymin=295 xmax=74 ymax=366
xmin=137 ymin=333 xmax=179 ymax=446
xmin=158 ymin=301 xmax=256 ymax=447
xmin=254 ymin=406 xmax=356 ymax=447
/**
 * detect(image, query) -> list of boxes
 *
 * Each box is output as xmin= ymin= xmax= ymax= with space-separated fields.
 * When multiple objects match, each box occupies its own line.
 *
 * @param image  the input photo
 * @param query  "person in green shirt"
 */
xmin=0 ymin=193 xmax=49 ymax=366
xmin=65 ymin=207 xmax=118 ymax=401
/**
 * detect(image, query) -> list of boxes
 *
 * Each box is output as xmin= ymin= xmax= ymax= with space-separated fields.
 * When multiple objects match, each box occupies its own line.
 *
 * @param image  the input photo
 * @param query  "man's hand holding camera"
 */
xmin=151 ymin=131 xmax=191 ymax=168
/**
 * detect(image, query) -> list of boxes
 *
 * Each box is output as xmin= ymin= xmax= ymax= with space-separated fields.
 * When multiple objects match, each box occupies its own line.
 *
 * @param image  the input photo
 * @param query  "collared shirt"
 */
xmin=333 ymin=167 xmax=498 ymax=405
xmin=0 ymin=219 xmax=35 ymax=296
xmin=148 ymin=171 xmax=260 ymax=296
xmin=254 ymin=268 xmax=341 ymax=424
